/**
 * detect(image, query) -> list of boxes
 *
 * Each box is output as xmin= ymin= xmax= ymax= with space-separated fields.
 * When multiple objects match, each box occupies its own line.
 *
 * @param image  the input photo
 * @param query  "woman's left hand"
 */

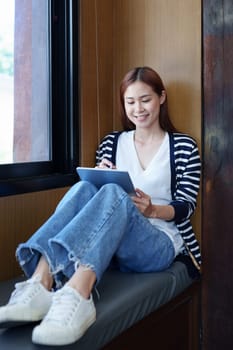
xmin=131 ymin=189 xmax=154 ymax=217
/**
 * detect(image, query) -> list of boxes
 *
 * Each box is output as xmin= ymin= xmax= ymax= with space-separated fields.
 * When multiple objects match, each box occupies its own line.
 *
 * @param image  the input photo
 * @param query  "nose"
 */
xmin=135 ymin=101 xmax=144 ymax=113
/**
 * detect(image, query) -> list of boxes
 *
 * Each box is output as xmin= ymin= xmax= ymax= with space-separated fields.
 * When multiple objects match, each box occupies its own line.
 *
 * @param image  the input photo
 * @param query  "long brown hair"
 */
xmin=119 ymin=66 xmax=177 ymax=132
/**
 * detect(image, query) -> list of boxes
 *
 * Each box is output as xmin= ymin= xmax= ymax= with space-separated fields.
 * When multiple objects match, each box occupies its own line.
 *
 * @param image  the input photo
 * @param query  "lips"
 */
xmin=134 ymin=114 xmax=148 ymax=119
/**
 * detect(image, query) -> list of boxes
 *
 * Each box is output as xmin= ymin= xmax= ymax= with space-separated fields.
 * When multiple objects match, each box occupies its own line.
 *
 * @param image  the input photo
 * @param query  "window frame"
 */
xmin=0 ymin=0 xmax=80 ymax=197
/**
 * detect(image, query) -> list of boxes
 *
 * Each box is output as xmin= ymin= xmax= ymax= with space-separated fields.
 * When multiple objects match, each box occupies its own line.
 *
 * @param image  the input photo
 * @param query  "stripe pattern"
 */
xmin=171 ymin=133 xmax=201 ymax=266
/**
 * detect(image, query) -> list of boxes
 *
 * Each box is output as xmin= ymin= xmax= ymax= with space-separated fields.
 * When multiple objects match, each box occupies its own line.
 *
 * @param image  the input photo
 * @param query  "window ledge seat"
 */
xmin=0 ymin=261 xmax=201 ymax=349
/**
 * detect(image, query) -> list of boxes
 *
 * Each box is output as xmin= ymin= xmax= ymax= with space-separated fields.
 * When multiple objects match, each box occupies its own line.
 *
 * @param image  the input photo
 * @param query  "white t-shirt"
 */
xmin=116 ymin=130 xmax=184 ymax=256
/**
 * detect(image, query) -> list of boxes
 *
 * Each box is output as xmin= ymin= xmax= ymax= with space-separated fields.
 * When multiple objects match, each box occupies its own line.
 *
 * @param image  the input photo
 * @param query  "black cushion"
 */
xmin=0 ymin=261 xmax=193 ymax=350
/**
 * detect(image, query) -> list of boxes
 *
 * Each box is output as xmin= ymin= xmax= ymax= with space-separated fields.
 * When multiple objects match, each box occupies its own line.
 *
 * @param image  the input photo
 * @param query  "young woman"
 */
xmin=0 ymin=66 xmax=201 ymax=346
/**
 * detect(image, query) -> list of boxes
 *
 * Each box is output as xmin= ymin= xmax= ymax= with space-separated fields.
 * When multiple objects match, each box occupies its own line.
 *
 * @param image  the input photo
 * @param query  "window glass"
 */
xmin=0 ymin=0 xmax=79 ymax=196
xmin=0 ymin=0 xmax=50 ymax=164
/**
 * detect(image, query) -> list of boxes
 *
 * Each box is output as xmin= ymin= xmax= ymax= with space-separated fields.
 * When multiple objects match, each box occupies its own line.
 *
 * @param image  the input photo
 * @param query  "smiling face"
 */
xmin=124 ymin=81 xmax=166 ymax=131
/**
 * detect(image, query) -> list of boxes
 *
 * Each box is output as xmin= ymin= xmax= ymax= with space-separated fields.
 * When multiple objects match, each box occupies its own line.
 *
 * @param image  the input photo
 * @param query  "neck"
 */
xmin=134 ymin=128 xmax=165 ymax=144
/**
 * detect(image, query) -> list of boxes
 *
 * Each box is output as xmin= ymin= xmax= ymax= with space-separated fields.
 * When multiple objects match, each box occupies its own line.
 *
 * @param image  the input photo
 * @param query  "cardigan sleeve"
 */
xmin=95 ymin=132 xmax=122 ymax=166
xmin=169 ymin=135 xmax=201 ymax=223
xmin=169 ymin=200 xmax=190 ymax=222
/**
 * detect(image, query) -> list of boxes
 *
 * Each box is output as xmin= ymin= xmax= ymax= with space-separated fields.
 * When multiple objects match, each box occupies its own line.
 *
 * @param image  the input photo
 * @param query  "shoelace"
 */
xmin=43 ymin=288 xmax=80 ymax=326
xmin=9 ymin=275 xmax=41 ymax=305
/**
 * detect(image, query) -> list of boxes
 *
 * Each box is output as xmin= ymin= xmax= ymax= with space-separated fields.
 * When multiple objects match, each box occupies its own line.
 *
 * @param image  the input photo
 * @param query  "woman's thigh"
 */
xmin=115 ymin=211 xmax=175 ymax=273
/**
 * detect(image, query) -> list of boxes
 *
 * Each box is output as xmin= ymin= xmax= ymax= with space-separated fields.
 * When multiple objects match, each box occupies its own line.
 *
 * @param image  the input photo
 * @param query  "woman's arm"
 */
xmin=132 ymin=189 xmax=175 ymax=221
xmin=95 ymin=132 xmax=121 ymax=166
xmin=170 ymin=136 xmax=201 ymax=222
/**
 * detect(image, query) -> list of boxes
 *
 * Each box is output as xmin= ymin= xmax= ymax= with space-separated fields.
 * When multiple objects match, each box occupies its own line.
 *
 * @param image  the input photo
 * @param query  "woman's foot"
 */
xmin=0 ymin=275 xmax=53 ymax=328
xmin=32 ymin=284 xmax=96 ymax=346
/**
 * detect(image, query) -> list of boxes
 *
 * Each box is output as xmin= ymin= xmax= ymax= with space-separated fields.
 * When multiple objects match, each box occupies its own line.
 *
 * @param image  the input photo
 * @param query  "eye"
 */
xmin=142 ymin=99 xmax=150 ymax=103
xmin=126 ymin=100 xmax=134 ymax=105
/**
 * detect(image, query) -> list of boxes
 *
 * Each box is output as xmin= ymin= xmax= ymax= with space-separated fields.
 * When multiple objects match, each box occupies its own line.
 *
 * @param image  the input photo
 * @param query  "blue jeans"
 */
xmin=16 ymin=181 xmax=175 ymax=287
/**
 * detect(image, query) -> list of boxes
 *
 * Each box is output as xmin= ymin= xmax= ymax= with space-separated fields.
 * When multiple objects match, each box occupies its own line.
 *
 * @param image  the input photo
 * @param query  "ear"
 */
xmin=160 ymin=90 xmax=166 ymax=105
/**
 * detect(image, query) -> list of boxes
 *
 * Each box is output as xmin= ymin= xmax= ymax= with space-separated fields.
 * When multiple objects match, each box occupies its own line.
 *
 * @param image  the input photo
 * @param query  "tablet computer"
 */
xmin=76 ymin=167 xmax=136 ymax=195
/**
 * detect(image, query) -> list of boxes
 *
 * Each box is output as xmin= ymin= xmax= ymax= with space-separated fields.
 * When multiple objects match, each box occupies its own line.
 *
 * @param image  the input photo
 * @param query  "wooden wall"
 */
xmin=0 ymin=188 xmax=68 ymax=280
xmin=79 ymin=0 xmax=114 ymax=166
xmin=0 ymin=0 xmax=202 ymax=281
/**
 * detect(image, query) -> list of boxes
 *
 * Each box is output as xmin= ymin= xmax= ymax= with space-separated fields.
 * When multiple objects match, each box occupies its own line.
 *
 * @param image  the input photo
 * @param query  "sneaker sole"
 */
xmin=32 ymin=314 xmax=96 ymax=346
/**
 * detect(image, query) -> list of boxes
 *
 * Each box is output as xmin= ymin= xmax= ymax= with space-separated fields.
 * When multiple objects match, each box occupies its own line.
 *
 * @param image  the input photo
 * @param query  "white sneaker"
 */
xmin=0 ymin=275 xmax=53 ymax=328
xmin=32 ymin=285 xmax=96 ymax=346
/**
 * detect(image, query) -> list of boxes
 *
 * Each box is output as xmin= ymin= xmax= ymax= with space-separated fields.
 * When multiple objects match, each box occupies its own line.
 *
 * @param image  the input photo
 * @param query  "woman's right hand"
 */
xmin=96 ymin=158 xmax=116 ymax=169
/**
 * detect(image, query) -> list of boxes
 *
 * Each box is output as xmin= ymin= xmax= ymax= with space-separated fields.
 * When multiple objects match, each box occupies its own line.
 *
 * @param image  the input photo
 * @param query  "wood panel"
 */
xmin=202 ymin=0 xmax=233 ymax=348
xmin=79 ymin=0 xmax=114 ymax=166
xmin=0 ymin=188 xmax=68 ymax=281
xmin=79 ymin=0 xmax=99 ymax=166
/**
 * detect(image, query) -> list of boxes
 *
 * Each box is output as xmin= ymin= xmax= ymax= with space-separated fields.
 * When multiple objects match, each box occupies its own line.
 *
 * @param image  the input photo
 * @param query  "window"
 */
xmin=0 ymin=0 xmax=14 ymax=164
xmin=0 ymin=0 xmax=79 ymax=196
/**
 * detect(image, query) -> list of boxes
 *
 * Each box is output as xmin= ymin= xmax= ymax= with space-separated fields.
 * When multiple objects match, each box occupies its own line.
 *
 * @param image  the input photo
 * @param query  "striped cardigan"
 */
xmin=96 ymin=131 xmax=202 ymax=269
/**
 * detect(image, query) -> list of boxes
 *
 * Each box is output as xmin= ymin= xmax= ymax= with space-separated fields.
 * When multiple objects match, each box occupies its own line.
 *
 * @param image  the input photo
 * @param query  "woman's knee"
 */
xmin=55 ymin=181 xmax=97 ymax=212
xmin=101 ymin=183 xmax=125 ymax=194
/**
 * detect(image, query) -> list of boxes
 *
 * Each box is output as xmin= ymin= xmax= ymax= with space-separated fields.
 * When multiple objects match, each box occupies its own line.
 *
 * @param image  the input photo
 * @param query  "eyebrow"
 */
xmin=125 ymin=94 xmax=152 ymax=100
